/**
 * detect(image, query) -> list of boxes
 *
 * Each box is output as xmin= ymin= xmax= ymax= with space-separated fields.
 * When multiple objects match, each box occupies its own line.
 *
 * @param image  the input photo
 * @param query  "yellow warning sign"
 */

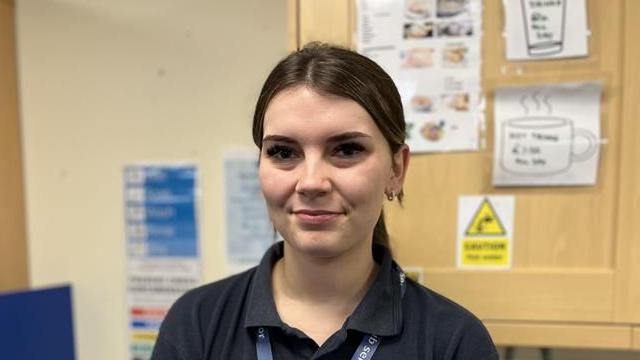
xmin=458 ymin=196 xmax=514 ymax=269
xmin=461 ymin=238 xmax=509 ymax=266
xmin=464 ymin=198 xmax=506 ymax=236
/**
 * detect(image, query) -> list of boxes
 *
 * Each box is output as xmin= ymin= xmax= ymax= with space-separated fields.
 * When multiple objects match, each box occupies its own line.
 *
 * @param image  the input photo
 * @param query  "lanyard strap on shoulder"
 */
xmin=398 ymin=269 xmax=406 ymax=298
xmin=350 ymin=334 xmax=381 ymax=360
xmin=255 ymin=327 xmax=274 ymax=360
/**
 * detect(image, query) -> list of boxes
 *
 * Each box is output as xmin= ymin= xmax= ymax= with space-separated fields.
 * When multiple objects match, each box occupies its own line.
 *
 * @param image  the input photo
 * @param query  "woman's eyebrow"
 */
xmin=262 ymin=135 xmax=296 ymax=143
xmin=262 ymin=132 xmax=371 ymax=143
xmin=327 ymin=131 xmax=372 ymax=142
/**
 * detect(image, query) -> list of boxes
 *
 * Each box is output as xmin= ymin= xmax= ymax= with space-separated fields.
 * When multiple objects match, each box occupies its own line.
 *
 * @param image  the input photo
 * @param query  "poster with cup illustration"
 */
xmin=504 ymin=0 xmax=589 ymax=61
xmin=492 ymin=82 xmax=603 ymax=186
xmin=356 ymin=0 xmax=483 ymax=153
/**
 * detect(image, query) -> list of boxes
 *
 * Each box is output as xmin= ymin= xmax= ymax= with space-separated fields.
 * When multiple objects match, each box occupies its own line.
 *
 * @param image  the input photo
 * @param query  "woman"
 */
xmin=152 ymin=43 xmax=498 ymax=360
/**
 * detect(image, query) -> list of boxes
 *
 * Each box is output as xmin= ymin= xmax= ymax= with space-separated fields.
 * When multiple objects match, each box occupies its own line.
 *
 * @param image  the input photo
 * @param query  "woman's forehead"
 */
xmin=263 ymin=86 xmax=381 ymax=137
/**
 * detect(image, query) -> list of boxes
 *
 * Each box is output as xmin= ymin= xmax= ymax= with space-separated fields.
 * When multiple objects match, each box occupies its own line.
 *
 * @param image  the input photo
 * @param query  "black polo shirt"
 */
xmin=151 ymin=242 xmax=498 ymax=360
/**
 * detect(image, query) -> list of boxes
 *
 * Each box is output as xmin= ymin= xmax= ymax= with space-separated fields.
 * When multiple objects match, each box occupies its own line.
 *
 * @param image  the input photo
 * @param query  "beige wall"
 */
xmin=16 ymin=1 xmax=286 ymax=359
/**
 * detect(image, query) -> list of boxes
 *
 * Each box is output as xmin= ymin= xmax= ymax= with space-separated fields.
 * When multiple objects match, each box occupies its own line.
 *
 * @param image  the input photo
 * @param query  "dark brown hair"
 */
xmin=253 ymin=42 xmax=406 ymax=250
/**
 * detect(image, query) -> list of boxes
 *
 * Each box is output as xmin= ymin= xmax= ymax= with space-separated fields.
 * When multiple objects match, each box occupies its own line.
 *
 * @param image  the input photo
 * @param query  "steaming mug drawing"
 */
xmin=500 ymin=117 xmax=598 ymax=176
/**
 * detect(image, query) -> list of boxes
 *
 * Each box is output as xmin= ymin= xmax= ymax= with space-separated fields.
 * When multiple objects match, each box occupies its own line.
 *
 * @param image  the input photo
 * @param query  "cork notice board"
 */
xmin=291 ymin=0 xmax=640 ymax=349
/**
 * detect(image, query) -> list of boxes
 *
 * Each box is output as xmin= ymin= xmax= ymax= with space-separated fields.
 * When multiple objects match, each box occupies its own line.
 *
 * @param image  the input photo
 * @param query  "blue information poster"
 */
xmin=124 ymin=164 xmax=201 ymax=360
xmin=125 ymin=165 xmax=199 ymax=258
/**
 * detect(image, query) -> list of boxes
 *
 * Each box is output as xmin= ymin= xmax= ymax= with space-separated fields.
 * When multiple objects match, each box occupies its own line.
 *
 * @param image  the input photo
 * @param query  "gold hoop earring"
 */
xmin=385 ymin=191 xmax=395 ymax=201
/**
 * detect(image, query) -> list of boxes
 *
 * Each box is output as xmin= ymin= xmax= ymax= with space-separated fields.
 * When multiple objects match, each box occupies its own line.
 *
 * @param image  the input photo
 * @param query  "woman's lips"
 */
xmin=293 ymin=210 xmax=342 ymax=225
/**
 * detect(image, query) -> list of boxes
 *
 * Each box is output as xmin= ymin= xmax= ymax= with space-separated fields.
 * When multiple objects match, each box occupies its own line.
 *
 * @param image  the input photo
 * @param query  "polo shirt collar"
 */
xmin=243 ymin=242 xmax=404 ymax=337
xmin=244 ymin=242 xmax=284 ymax=329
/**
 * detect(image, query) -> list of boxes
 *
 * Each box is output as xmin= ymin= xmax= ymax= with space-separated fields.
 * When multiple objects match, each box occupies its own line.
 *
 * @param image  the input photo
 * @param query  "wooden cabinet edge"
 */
xmin=0 ymin=0 xmax=29 ymax=292
xmin=287 ymin=0 xmax=299 ymax=51
xmin=484 ymin=321 xmax=634 ymax=350
xmin=633 ymin=327 xmax=640 ymax=350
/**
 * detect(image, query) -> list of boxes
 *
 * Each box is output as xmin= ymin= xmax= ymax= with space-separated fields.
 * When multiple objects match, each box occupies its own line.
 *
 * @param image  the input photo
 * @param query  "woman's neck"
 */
xmin=274 ymin=241 xmax=378 ymax=305
xmin=271 ymin=241 xmax=379 ymax=345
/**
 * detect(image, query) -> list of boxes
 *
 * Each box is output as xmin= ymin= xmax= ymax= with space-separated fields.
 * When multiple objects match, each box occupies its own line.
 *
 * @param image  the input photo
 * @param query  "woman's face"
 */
xmin=259 ymin=86 xmax=408 ymax=259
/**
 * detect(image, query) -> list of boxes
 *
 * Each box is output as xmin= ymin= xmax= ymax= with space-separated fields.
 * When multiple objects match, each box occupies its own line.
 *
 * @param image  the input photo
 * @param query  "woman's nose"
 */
xmin=294 ymin=158 xmax=332 ymax=198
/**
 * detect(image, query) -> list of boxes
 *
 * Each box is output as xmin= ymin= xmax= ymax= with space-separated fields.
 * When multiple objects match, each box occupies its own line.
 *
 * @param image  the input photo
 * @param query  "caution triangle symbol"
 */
xmin=465 ymin=198 xmax=506 ymax=236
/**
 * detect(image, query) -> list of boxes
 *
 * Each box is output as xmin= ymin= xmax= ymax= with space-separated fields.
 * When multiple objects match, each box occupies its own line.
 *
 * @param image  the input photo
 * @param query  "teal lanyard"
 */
xmin=256 ymin=269 xmax=406 ymax=360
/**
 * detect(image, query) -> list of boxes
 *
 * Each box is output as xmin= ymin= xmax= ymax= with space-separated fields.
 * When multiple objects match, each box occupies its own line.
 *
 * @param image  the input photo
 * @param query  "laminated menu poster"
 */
xmin=124 ymin=164 xmax=202 ymax=360
xmin=356 ymin=0 xmax=484 ymax=153
xmin=492 ymin=82 xmax=603 ymax=186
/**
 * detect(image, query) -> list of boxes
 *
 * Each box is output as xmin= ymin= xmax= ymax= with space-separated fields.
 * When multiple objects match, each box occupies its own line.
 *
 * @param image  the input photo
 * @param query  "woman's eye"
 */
xmin=334 ymin=142 xmax=365 ymax=157
xmin=265 ymin=144 xmax=297 ymax=160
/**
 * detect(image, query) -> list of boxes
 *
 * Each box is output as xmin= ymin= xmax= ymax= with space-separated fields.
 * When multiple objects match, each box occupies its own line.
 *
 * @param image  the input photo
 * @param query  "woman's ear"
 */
xmin=390 ymin=144 xmax=410 ymax=193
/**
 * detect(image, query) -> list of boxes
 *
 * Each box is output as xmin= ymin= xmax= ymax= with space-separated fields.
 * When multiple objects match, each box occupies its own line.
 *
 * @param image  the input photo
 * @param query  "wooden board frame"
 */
xmin=0 ymin=0 xmax=29 ymax=291
xmin=613 ymin=0 xmax=640 ymax=324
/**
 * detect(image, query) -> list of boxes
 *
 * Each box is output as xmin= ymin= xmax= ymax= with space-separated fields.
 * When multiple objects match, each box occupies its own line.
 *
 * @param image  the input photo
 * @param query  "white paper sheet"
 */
xmin=223 ymin=150 xmax=275 ymax=272
xmin=492 ymin=82 xmax=602 ymax=186
xmin=504 ymin=0 xmax=589 ymax=60
xmin=357 ymin=0 xmax=484 ymax=153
